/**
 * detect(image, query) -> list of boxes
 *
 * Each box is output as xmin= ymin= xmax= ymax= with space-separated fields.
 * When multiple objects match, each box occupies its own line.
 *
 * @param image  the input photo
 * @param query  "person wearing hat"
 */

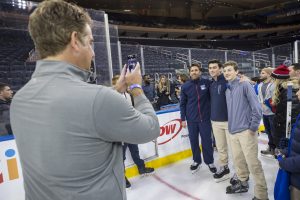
xmin=257 ymin=67 xmax=276 ymax=157
xmin=271 ymin=65 xmax=300 ymax=149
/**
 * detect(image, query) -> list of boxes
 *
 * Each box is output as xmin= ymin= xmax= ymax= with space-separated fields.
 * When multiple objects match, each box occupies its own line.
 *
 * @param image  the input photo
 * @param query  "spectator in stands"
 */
xmin=175 ymin=74 xmax=188 ymax=100
xmin=223 ymin=61 xmax=268 ymax=200
xmin=289 ymin=63 xmax=300 ymax=79
xmin=271 ymin=65 xmax=300 ymax=149
xmin=10 ymin=1 xmax=160 ymax=200
xmin=208 ymin=59 xmax=245 ymax=182
xmin=112 ymin=75 xmax=155 ymax=189
xmin=142 ymin=74 xmax=155 ymax=102
xmin=156 ymin=74 xmax=171 ymax=109
xmin=0 ymin=82 xmax=13 ymax=136
xmin=258 ymin=68 xmax=276 ymax=157
xmin=278 ymin=78 xmax=300 ymax=200
xmin=180 ymin=63 xmax=216 ymax=174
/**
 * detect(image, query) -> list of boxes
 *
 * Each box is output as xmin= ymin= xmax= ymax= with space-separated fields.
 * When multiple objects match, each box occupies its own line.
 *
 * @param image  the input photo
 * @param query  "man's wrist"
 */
xmin=129 ymin=84 xmax=142 ymax=90
xmin=130 ymin=88 xmax=143 ymax=97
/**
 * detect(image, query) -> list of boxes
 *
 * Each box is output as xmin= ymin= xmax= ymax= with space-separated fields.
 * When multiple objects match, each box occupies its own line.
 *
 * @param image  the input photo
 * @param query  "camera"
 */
xmin=127 ymin=54 xmax=137 ymax=72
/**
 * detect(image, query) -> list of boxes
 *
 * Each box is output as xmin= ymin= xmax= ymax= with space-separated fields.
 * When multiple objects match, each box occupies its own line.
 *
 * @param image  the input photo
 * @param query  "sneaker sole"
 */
xmin=140 ymin=171 xmax=155 ymax=177
xmin=226 ymin=189 xmax=248 ymax=194
xmin=214 ymin=174 xmax=230 ymax=183
xmin=261 ymin=154 xmax=275 ymax=159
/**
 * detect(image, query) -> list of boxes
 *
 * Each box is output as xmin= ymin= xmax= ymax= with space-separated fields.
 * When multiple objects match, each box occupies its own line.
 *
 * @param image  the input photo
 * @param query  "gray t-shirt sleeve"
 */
xmin=92 ymin=88 xmax=160 ymax=144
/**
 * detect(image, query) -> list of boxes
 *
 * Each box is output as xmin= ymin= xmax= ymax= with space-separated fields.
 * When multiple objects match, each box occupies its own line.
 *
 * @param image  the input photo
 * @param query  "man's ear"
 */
xmin=70 ymin=31 xmax=80 ymax=51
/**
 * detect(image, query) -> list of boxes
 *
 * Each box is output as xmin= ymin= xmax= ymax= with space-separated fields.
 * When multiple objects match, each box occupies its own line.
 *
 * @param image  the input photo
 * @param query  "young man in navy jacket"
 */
xmin=180 ymin=63 xmax=216 ymax=173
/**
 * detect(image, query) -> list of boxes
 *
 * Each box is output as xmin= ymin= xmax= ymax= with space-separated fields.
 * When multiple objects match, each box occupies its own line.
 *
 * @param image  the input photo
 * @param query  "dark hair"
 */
xmin=0 ymin=82 xmax=9 ymax=92
xmin=208 ymin=59 xmax=222 ymax=68
xmin=189 ymin=63 xmax=202 ymax=71
xmin=143 ymin=74 xmax=150 ymax=79
xmin=179 ymin=74 xmax=189 ymax=83
xmin=291 ymin=63 xmax=300 ymax=71
xmin=224 ymin=60 xmax=238 ymax=71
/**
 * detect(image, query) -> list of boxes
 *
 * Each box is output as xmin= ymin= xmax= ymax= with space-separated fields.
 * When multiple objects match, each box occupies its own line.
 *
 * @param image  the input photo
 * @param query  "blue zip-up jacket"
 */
xmin=180 ymin=78 xmax=211 ymax=122
xmin=210 ymin=74 xmax=228 ymax=122
xmin=225 ymin=78 xmax=262 ymax=134
xmin=142 ymin=83 xmax=155 ymax=102
xmin=279 ymin=114 xmax=300 ymax=190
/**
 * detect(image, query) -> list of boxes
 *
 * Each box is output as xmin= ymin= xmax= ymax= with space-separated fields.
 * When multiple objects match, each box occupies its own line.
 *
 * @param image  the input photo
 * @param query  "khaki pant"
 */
xmin=228 ymin=130 xmax=268 ymax=199
xmin=291 ymin=185 xmax=300 ymax=200
xmin=211 ymin=121 xmax=230 ymax=166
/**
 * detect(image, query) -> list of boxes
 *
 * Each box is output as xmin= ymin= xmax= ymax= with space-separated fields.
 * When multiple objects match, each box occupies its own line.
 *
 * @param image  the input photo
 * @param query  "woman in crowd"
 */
xmin=156 ymin=75 xmax=171 ymax=109
xmin=271 ymin=65 xmax=300 ymax=149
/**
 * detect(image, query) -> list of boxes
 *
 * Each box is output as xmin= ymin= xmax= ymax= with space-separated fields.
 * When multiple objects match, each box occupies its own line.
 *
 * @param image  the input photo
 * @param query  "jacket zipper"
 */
xmin=195 ymin=84 xmax=202 ymax=121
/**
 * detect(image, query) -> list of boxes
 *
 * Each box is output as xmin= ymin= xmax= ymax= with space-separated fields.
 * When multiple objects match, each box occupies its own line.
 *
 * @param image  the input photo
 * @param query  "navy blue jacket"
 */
xmin=180 ymin=78 xmax=211 ymax=122
xmin=209 ymin=74 xmax=228 ymax=122
xmin=142 ymin=83 xmax=155 ymax=102
xmin=0 ymin=99 xmax=12 ymax=136
xmin=279 ymin=114 xmax=300 ymax=190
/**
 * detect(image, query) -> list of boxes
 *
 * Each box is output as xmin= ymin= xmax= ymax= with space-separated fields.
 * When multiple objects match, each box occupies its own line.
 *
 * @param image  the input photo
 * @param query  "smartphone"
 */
xmin=127 ymin=54 xmax=137 ymax=72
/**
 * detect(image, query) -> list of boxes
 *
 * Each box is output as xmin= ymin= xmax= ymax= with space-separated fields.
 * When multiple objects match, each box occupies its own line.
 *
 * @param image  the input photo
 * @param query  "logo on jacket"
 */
xmin=158 ymin=119 xmax=183 ymax=145
xmin=0 ymin=148 xmax=20 ymax=184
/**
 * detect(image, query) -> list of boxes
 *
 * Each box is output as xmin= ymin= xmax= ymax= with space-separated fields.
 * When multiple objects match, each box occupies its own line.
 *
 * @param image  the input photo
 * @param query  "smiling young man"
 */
xmin=223 ymin=61 xmax=268 ymax=200
xmin=180 ymin=63 xmax=216 ymax=174
xmin=209 ymin=59 xmax=237 ymax=182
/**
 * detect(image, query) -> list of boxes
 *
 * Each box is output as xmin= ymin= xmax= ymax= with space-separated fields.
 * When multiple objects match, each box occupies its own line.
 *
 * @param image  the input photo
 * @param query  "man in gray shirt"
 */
xmin=257 ymin=67 xmax=276 ymax=157
xmin=10 ymin=1 xmax=160 ymax=200
xmin=223 ymin=61 xmax=268 ymax=200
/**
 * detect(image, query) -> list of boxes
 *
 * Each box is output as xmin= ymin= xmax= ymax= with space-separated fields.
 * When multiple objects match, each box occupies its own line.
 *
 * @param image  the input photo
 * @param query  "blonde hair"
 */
xmin=29 ymin=0 xmax=92 ymax=59
xmin=261 ymin=67 xmax=273 ymax=75
xmin=272 ymin=79 xmax=288 ymax=105
xmin=158 ymin=75 xmax=170 ymax=94
xmin=111 ymin=75 xmax=120 ymax=86
xmin=224 ymin=60 xmax=238 ymax=71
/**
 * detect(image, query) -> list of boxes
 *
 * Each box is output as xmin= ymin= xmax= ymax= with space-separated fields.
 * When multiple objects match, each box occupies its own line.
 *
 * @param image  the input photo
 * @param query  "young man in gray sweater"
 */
xmin=224 ymin=61 xmax=268 ymax=200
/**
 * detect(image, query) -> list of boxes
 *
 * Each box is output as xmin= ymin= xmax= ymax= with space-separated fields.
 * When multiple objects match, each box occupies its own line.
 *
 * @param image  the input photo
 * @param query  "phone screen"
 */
xmin=127 ymin=54 xmax=137 ymax=72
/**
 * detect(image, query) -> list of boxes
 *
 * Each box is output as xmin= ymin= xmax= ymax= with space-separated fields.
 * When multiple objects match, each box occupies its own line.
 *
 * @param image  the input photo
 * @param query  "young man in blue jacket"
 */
xmin=224 ymin=61 xmax=268 ymax=200
xmin=180 ymin=63 xmax=216 ymax=173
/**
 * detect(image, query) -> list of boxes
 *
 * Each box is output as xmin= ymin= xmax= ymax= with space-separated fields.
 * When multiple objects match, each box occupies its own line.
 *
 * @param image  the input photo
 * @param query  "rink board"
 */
xmin=125 ymin=109 xmax=193 ymax=177
xmin=0 ymin=135 xmax=25 ymax=200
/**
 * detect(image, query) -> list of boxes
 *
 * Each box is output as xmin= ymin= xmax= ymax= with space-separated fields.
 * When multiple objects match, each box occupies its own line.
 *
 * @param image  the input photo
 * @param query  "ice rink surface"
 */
xmin=127 ymin=133 xmax=277 ymax=200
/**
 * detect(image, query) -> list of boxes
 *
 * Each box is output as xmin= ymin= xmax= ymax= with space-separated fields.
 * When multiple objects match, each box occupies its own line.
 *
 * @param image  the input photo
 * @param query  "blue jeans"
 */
xmin=263 ymin=114 xmax=275 ymax=150
xmin=187 ymin=121 xmax=214 ymax=165
xmin=123 ymin=143 xmax=145 ymax=170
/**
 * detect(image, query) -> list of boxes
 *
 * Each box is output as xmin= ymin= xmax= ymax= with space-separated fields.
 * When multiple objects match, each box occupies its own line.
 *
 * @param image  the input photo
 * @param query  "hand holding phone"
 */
xmin=127 ymin=54 xmax=137 ymax=72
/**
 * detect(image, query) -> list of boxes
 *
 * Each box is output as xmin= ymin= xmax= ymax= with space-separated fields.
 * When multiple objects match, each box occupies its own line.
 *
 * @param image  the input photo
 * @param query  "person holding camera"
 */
xmin=10 ymin=1 xmax=160 ymax=200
